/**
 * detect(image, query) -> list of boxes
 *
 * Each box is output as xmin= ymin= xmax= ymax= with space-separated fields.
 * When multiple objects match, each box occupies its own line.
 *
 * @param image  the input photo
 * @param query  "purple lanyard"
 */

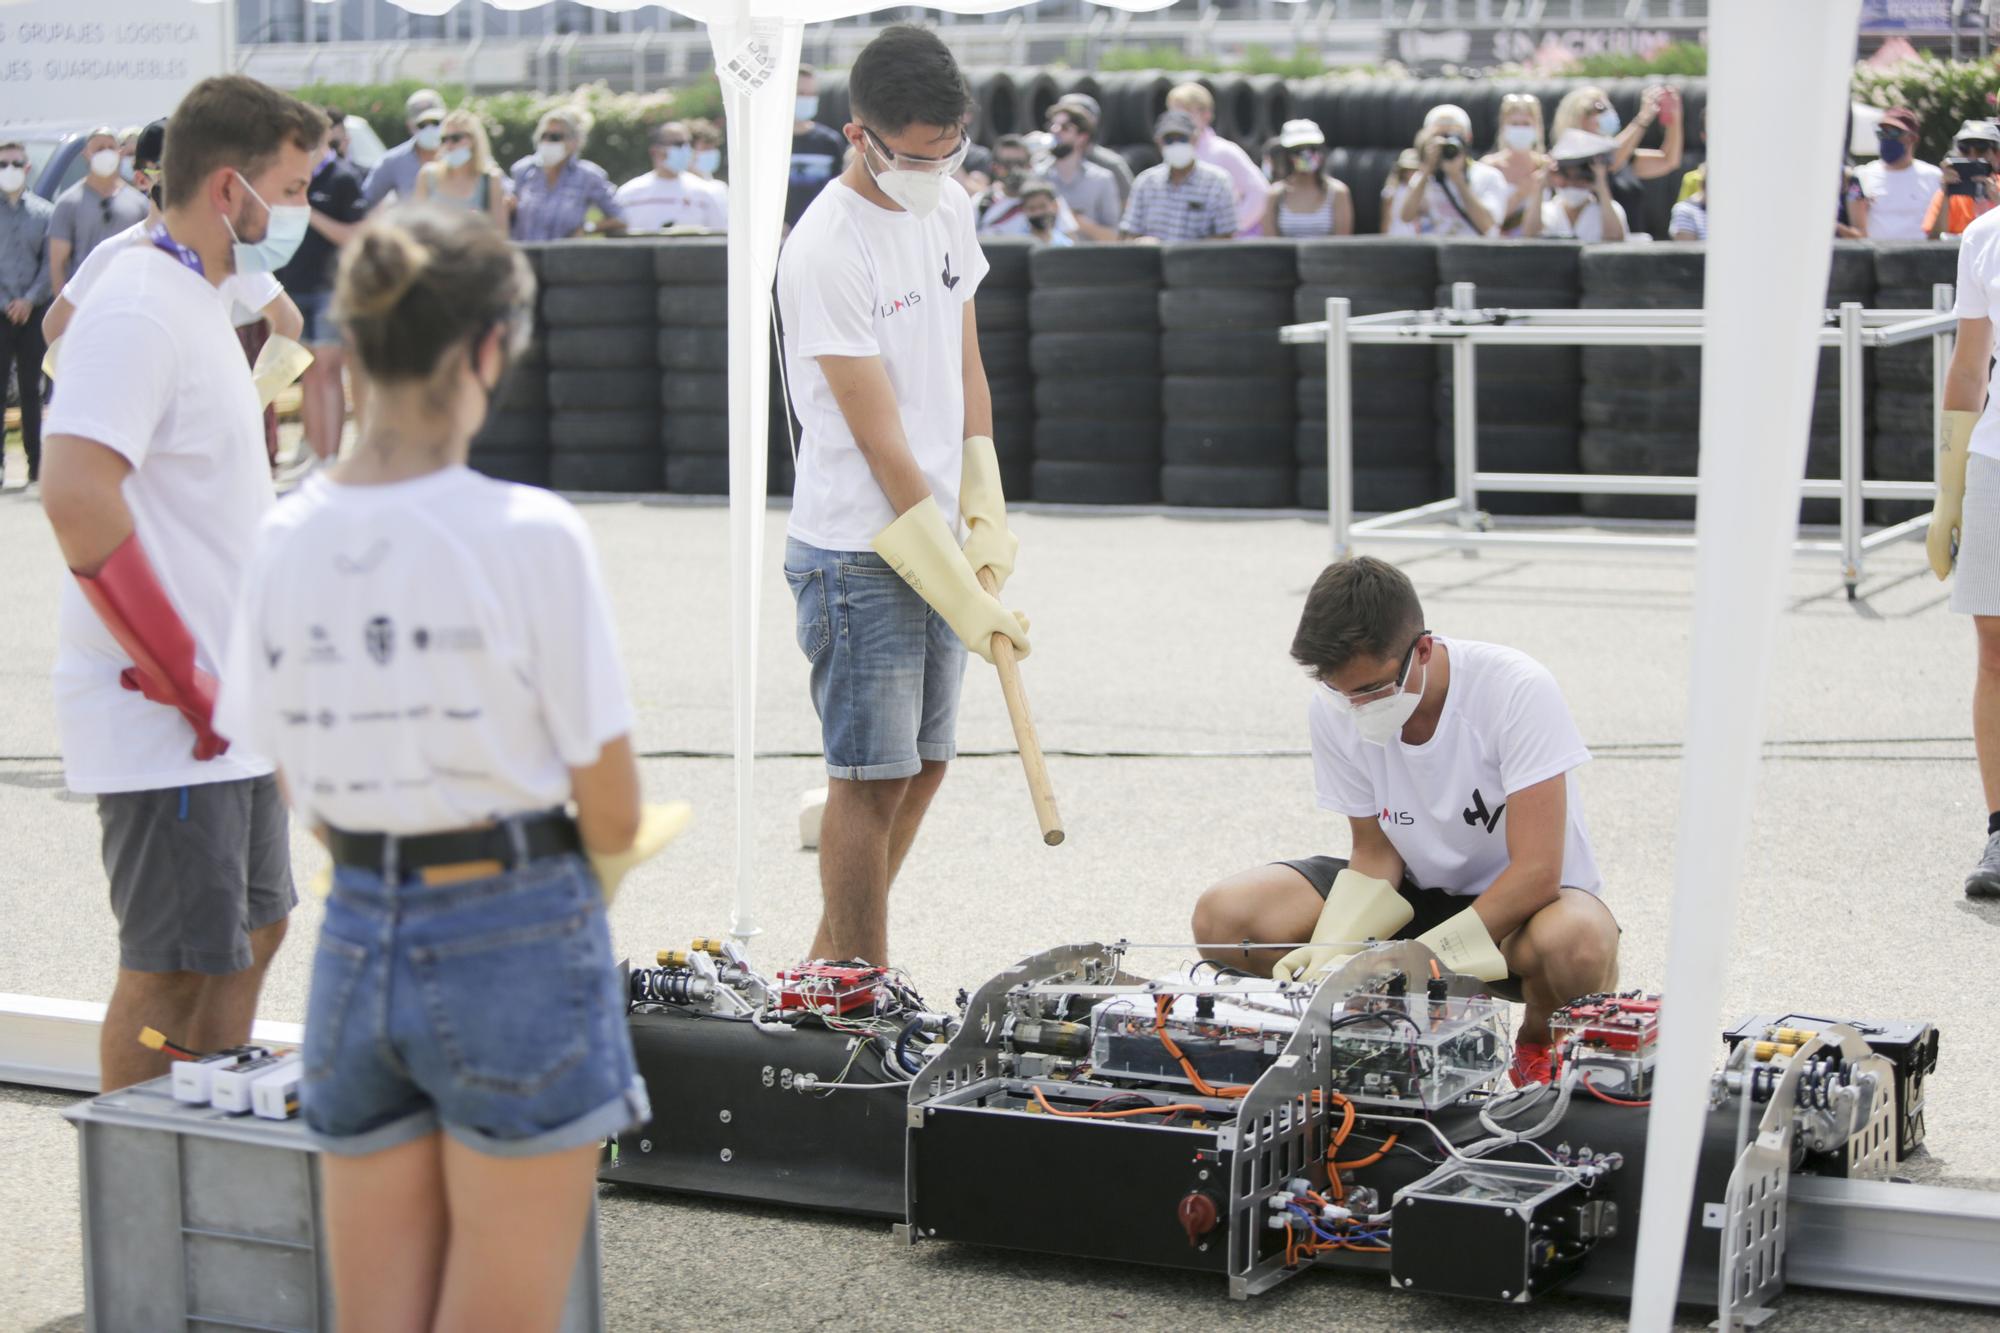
xmin=149 ymin=223 xmax=205 ymax=278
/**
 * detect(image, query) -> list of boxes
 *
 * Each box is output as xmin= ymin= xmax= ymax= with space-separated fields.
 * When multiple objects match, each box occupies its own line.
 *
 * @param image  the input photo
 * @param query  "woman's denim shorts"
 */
xmin=301 ymin=850 xmax=648 ymax=1158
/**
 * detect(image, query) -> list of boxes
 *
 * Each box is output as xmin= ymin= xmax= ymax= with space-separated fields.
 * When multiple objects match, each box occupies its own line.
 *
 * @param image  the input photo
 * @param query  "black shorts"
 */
xmin=1275 ymin=854 xmax=1526 ymax=1000
xmin=97 ymin=775 xmax=296 ymax=975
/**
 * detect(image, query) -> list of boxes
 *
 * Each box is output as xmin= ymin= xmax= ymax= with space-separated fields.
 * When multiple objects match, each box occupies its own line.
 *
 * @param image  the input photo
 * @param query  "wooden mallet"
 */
xmin=978 ymin=568 xmax=1063 ymax=846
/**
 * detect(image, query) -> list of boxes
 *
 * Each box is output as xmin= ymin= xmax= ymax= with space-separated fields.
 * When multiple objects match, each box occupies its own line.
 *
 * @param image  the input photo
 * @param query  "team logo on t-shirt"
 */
xmin=880 ymin=290 xmax=923 ymax=317
xmin=942 ymin=253 xmax=960 ymax=290
xmin=1463 ymin=788 xmax=1505 ymax=833
xmin=1378 ymin=807 xmax=1415 ymax=826
xmin=365 ymin=616 xmax=395 ymax=666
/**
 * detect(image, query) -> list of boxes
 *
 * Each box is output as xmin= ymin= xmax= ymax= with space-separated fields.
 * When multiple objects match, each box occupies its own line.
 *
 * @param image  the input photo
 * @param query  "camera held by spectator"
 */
xmin=1536 ymin=128 xmax=1627 ymax=242
xmin=1927 ymin=118 xmax=2000 ymax=238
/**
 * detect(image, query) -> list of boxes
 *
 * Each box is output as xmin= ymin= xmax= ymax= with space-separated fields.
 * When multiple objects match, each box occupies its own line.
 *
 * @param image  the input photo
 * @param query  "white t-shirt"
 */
xmin=1954 ymin=207 xmax=2000 ymax=462
xmin=45 ymin=245 xmax=277 ymax=794
xmin=1539 ymin=196 xmax=1629 ymax=242
xmin=64 ymin=221 xmax=284 ymax=328
xmin=614 ymin=170 xmax=728 ymax=231
xmin=213 ymin=467 xmax=635 ymax=834
xmin=778 ymin=178 xmax=989 ymax=551
xmin=1389 ymin=161 xmax=1510 ymax=238
xmin=1857 ymin=159 xmax=1943 ymax=241
xmin=1309 ymin=636 xmax=1601 ymax=897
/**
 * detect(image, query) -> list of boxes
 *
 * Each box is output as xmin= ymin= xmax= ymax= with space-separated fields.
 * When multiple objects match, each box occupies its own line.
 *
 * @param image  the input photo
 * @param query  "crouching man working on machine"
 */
xmin=1191 ymin=556 xmax=1619 ymax=1085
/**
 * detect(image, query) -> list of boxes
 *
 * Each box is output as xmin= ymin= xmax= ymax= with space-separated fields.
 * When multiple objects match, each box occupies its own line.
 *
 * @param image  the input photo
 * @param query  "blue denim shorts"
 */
xmin=784 ymin=536 xmax=966 ymax=781
xmin=301 ymin=849 xmax=648 ymax=1158
xmin=291 ymin=287 xmax=338 ymax=346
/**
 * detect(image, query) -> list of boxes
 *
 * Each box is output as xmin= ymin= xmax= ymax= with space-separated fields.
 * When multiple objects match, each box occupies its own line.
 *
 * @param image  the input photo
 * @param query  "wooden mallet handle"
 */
xmin=978 ymin=568 xmax=1064 ymax=846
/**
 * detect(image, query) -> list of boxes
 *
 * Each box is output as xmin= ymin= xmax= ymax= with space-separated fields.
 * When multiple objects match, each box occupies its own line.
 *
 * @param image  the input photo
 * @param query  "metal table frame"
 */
xmin=1279 ymin=282 xmax=1958 ymax=598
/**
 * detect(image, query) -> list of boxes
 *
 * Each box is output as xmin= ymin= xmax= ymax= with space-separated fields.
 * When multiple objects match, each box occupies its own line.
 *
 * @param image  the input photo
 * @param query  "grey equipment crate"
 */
xmin=63 ymin=1077 xmax=604 ymax=1332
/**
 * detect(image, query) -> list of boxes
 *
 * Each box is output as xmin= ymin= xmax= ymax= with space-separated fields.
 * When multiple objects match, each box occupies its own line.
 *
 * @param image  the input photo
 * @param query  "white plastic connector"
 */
xmin=1320 ymin=1204 xmax=1351 ymax=1222
xmin=1286 ymin=1177 xmax=1313 ymax=1195
xmin=1266 ymin=1214 xmax=1291 ymax=1231
xmin=1270 ymin=1191 xmax=1296 ymax=1208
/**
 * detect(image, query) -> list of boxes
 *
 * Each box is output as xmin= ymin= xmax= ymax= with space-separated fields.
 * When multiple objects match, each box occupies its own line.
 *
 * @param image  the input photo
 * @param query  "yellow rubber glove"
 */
xmin=873 ymin=495 xmax=1030 ymax=664
xmin=1414 ymin=904 xmax=1509 ymax=982
xmin=41 ymin=335 xmax=60 ymax=380
xmin=252 ymin=335 xmax=315 ymax=410
xmin=1929 ymin=410 xmax=1978 ymax=581
xmin=590 ymin=801 xmax=693 ymax=904
xmin=959 ymin=435 xmax=1018 ymax=591
xmin=1273 ymin=868 xmax=1415 ymax=981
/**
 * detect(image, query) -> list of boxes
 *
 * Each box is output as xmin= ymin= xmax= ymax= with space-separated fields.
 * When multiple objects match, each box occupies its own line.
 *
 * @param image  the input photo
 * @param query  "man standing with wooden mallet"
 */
xmin=778 ymin=25 xmax=1033 ymax=966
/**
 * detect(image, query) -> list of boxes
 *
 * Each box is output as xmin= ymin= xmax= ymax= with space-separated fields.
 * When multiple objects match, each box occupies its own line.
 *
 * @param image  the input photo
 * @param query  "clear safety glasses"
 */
xmin=1318 ymin=631 xmax=1429 ymax=708
xmin=862 ymin=125 xmax=969 ymax=177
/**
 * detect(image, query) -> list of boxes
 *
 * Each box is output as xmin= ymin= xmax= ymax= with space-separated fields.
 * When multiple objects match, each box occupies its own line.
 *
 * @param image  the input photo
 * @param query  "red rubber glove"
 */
xmin=74 ymin=535 xmax=229 ymax=761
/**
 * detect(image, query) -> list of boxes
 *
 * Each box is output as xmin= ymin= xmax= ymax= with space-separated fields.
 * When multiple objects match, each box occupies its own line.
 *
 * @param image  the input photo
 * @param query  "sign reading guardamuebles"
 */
xmin=0 ymin=0 xmax=230 ymax=130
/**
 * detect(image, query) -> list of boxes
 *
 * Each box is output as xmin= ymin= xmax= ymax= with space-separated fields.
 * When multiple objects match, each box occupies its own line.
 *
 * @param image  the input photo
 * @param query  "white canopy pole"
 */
xmin=705 ymin=11 xmax=804 ymax=944
xmin=1626 ymin=2 xmax=1862 ymax=1327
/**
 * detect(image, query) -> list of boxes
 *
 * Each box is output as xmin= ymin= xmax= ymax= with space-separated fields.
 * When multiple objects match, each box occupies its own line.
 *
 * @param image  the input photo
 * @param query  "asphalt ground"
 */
xmin=2 ymin=477 xmax=1998 ymax=1331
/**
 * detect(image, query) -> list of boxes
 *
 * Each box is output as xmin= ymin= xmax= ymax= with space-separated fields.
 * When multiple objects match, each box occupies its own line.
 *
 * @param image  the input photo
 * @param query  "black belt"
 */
xmin=326 ymin=810 xmax=581 ymax=877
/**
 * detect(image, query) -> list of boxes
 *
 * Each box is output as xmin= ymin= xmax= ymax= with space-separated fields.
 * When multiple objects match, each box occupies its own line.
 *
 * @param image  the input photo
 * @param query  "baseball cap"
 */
xmin=1155 ymin=109 xmax=1198 ymax=140
xmin=1879 ymin=107 xmax=1920 ymax=138
xmin=1423 ymin=103 xmax=1471 ymax=135
xmin=413 ymin=106 xmax=445 ymax=127
xmin=1550 ymin=128 xmax=1618 ymax=164
xmin=133 ymin=118 xmax=168 ymax=171
xmin=1054 ymin=92 xmax=1102 ymax=122
xmin=1956 ymin=118 xmax=2000 ymax=145
xmin=1278 ymin=119 xmax=1325 ymax=149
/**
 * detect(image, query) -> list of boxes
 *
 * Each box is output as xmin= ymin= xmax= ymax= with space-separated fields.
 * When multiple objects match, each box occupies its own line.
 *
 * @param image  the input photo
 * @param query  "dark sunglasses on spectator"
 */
xmin=1161 ymin=133 xmax=1190 ymax=145
xmin=0 ymin=158 xmax=26 ymax=169
xmin=997 ymin=158 xmax=1029 ymax=171
xmin=661 ymin=139 xmax=690 ymax=148
xmin=442 ymin=132 xmax=471 ymax=145
xmin=1959 ymin=141 xmax=1997 ymax=153
xmin=539 ymin=131 xmax=569 ymax=143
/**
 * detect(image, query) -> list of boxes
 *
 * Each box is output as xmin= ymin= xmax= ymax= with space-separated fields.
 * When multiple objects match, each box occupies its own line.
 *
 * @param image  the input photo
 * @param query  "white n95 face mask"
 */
xmin=0 ymin=166 xmax=25 ymax=194
xmin=414 ymin=124 xmax=444 ymax=152
xmin=90 ymin=149 xmax=120 ymax=178
xmin=1502 ymin=124 xmax=1537 ymax=151
xmin=1162 ymin=142 xmax=1196 ymax=170
xmin=536 ymin=140 xmax=569 ymax=169
xmin=1348 ymin=663 xmax=1425 ymax=745
xmin=1558 ymin=185 xmax=1593 ymax=209
xmin=862 ymin=132 xmax=950 ymax=220
xmin=443 ymin=146 xmax=473 ymax=170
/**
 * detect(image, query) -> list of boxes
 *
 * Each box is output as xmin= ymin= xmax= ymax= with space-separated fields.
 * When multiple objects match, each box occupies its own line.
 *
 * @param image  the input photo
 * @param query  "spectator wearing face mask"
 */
xmin=275 ymin=111 xmax=367 ymax=465
xmin=1855 ymin=107 xmax=1940 ymax=241
xmin=1394 ymin=105 xmax=1507 ymax=238
xmin=1535 ymin=130 xmax=1627 ymax=242
xmin=413 ymin=109 xmax=514 ymax=230
xmin=1264 ymin=120 xmax=1353 ymax=238
xmin=0 ymin=138 xmax=53 ymax=488
xmin=688 ymin=119 xmax=724 ymax=181
xmin=1926 ymin=119 xmax=2000 ymax=240
xmin=48 ymin=126 xmax=150 ymax=300
xmin=1164 ymin=82 xmax=1268 ymax=237
xmin=1550 ymin=84 xmax=1683 ymax=226
xmin=510 ymin=107 xmax=625 ymax=242
xmin=1381 ymin=149 xmax=1421 ymax=234
xmin=976 ymin=136 xmax=1077 ymax=239
xmin=617 ymin=121 xmax=728 ymax=231
xmin=788 ymin=64 xmax=848 ymax=229
xmin=1122 ymin=110 xmax=1237 ymax=244
xmin=1043 ymin=104 xmax=1121 ymax=241
xmin=1050 ymin=94 xmax=1133 ymax=204
xmin=1019 ymin=179 xmax=1071 ymax=247
xmin=360 ymin=89 xmax=446 ymax=211
xmin=1482 ymin=93 xmax=1551 ymax=237
xmin=116 ymin=126 xmax=141 ymax=183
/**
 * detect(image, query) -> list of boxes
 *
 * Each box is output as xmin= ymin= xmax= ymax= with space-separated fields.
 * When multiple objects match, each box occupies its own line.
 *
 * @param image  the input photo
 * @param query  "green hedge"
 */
xmin=295 ymin=77 xmax=726 ymax=186
xmin=1854 ymin=55 xmax=2000 ymax=163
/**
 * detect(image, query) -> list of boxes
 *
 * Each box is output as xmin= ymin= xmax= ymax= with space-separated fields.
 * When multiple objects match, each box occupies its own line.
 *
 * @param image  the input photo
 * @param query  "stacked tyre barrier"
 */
xmin=1027 ymin=243 xmax=1163 ymax=504
xmin=541 ymin=241 xmax=661 ymax=492
xmin=1294 ymin=238 xmax=1440 ymax=513
xmin=978 ymin=238 xmax=1035 ymax=501
xmin=1871 ymin=241 xmax=1958 ymax=525
xmin=1160 ymin=241 xmax=1299 ymax=508
xmin=1440 ymin=241 xmax=1582 ymax=516
xmin=1576 ymin=242 xmax=1872 ymax=522
xmin=468 ymin=242 xmax=551 ymax=487
xmin=655 ymin=237 xmax=730 ymax=494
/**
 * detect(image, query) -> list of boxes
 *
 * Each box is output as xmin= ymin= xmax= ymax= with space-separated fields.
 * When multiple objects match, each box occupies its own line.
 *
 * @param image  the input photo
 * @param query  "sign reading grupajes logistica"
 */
xmin=0 ymin=0 xmax=229 ymax=131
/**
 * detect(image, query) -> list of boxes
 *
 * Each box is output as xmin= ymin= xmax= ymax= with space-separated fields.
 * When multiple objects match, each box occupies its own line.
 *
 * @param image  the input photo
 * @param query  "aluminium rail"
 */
xmin=1279 ymin=282 xmax=1958 ymax=599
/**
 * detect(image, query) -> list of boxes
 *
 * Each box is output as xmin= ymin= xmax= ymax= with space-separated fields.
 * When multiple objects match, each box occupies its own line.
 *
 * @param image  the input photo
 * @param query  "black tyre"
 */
xmin=1161 ymin=241 xmax=1299 ymax=290
xmin=540 ymin=242 xmax=656 ymax=286
xmin=1158 ymin=287 xmax=1293 ymax=332
xmin=1030 ymin=459 xmax=1160 ymax=504
xmin=1163 ymin=329 xmax=1290 ymax=377
xmin=471 ymin=411 xmax=548 ymax=452
xmin=657 ymin=327 xmax=727 ymax=371
xmin=550 ymin=411 xmax=659 ymax=452
xmin=1031 ymin=419 xmax=1162 ymax=464
xmin=657 ymin=286 xmax=728 ymax=327
xmin=660 ymin=372 xmax=727 ymax=414
xmin=662 ymin=411 xmax=729 ymax=455
xmin=981 ymin=236 xmax=1035 ymax=290
xmin=1297 ymin=367 xmax=1437 ymax=420
xmin=468 ymin=449 xmax=550 ymax=487
xmin=495 ymin=371 xmax=548 ymax=413
xmin=1296 ymin=237 xmax=1440 ymax=290
xmin=666 ymin=454 xmax=731 ymax=494
xmin=1161 ymin=464 xmax=1295 ymax=508
xmin=1873 ymin=340 xmax=1938 ymax=393
xmin=549 ymin=451 xmax=661 ymax=493
xmin=976 ymin=290 xmax=1029 ymax=332
xmin=1873 ymin=390 xmax=1933 ymax=438
xmin=1874 ymin=241 xmax=1960 ymax=293
xmin=1582 ymin=345 xmax=1703 ymax=387
xmin=653 ymin=237 xmax=730 ymax=285
xmin=1162 ymin=422 xmax=1293 ymax=468
xmin=1032 ymin=331 xmax=1161 ymax=377
xmin=1442 ymin=240 xmax=1582 ymax=294
xmin=1870 ymin=430 xmax=1930 ymax=481
xmin=544 ymin=285 xmax=656 ymax=327
xmin=982 ymin=334 xmax=1031 ymax=379
xmin=1162 ymin=376 xmax=1295 ymax=426
xmin=1441 ymin=375 xmax=1581 ymax=427
xmin=1299 ymin=465 xmax=1443 ymax=513
xmin=1033 ymin=376 xmax=1159 ymax=419
xmin=1433 ymin=422 xmax=1579 ymax=472
xmin=549 ymin=326 xmax=656 ymax=370
xmin=548 ymin=370 xmax=659 ymax=412
xmin=1029 ymin=243 xmax=1160 ymax=288
xmin=1029 ymin=287 xmax=1159 ymax=333
xmin=988 ymin=374 xmax=1033 ymax=421
xmin=1294 ymin=284 xmax=1435 ymax=322
xmin=1293 ymin=417 xmax=1439 ymax=469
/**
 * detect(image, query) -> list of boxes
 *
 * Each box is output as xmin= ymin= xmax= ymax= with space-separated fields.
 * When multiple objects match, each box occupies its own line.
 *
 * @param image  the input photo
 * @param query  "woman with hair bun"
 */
xmin=215 ymin=204 xmax=677 ymax=1329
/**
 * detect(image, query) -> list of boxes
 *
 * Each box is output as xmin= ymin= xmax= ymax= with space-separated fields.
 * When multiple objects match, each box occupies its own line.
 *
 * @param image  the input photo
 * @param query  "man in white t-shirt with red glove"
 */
xmin=777 ymin=25 xmax=1029 ymax=966
xmin=1192 ymin=556 xmax=1619 ymax=1086
xmin=39 ymin=77 xmax=324 ymax=1091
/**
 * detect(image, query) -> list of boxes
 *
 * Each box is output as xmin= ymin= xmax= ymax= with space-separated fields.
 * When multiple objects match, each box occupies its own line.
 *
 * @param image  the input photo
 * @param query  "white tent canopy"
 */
xmin=209 ymin=1 xmax=1869 ymax=1323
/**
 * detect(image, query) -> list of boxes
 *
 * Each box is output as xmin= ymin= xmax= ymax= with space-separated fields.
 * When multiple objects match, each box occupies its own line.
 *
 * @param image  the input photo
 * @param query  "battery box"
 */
xmin=774 ymin=963 xmax=885 ymax=1016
